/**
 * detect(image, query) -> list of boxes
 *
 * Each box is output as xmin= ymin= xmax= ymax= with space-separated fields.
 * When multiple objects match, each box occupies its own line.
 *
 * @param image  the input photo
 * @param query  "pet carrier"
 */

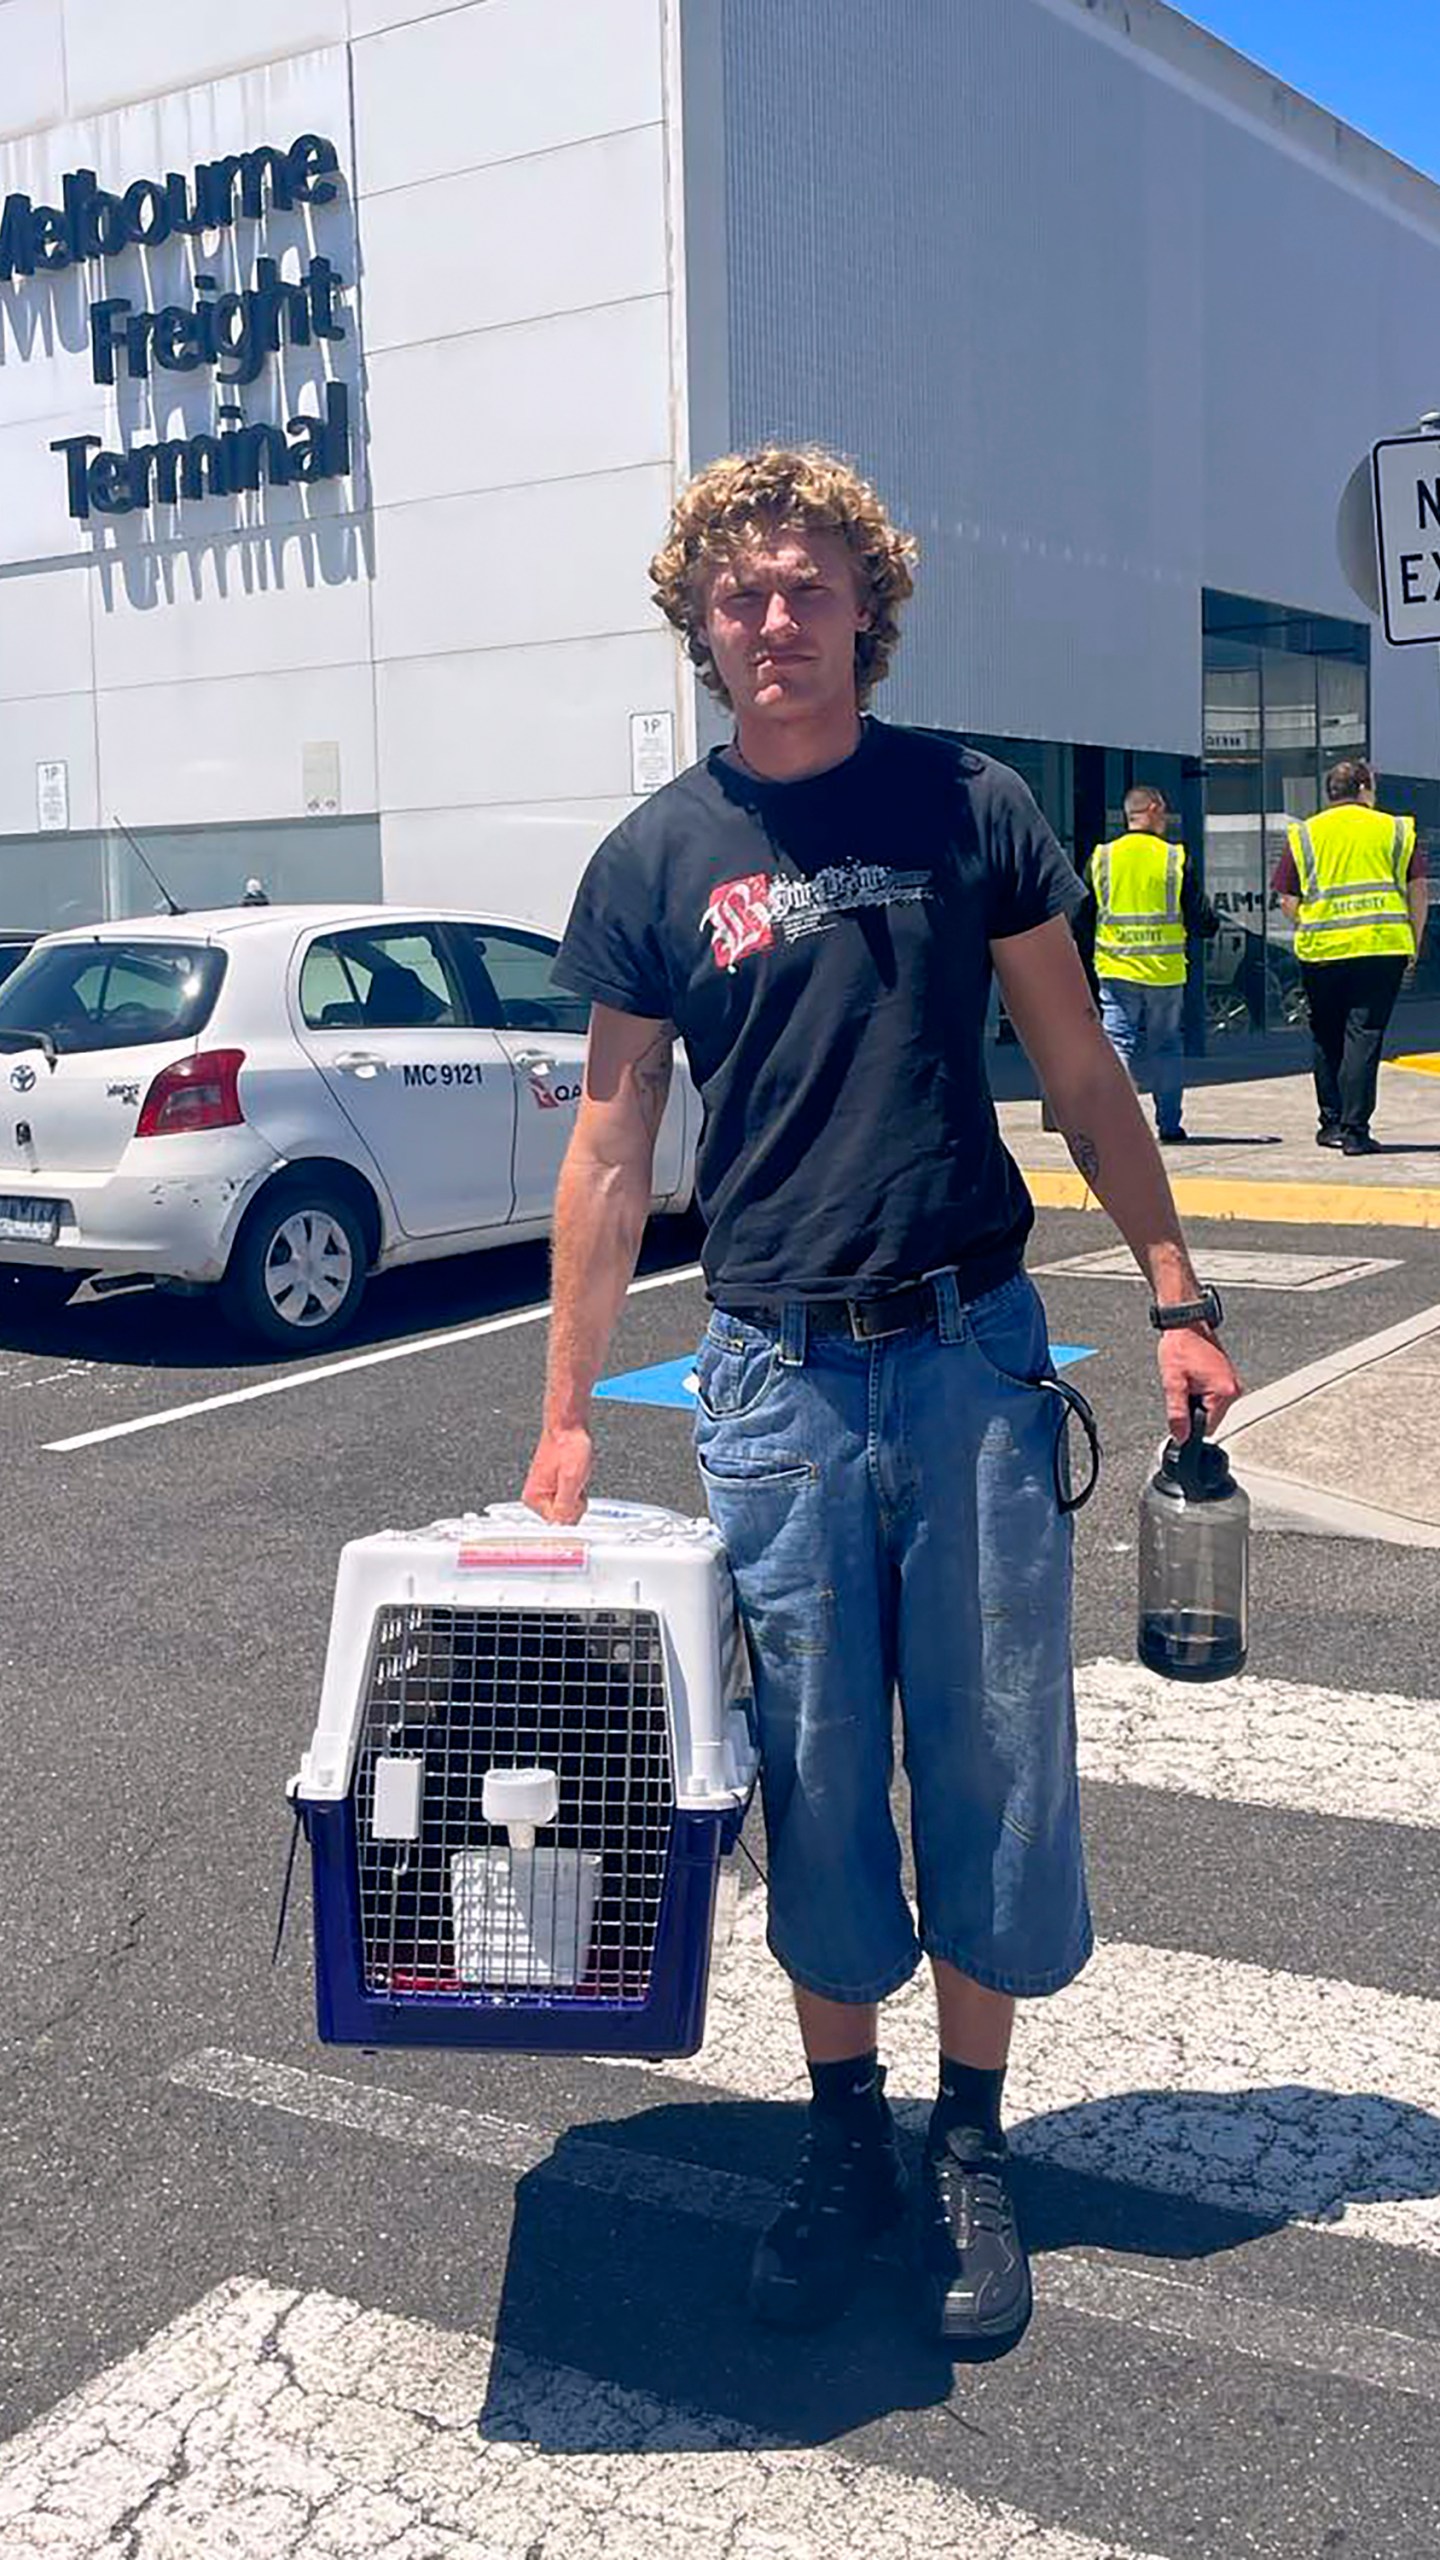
xmin=289 ymin=1500 xmax=758 ymax=2056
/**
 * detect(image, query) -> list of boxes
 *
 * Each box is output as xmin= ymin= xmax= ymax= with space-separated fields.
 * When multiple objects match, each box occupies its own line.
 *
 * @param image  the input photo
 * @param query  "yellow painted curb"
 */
xmin=1389 ymin=1053 xmax=1440 ymax=1077
xmin=1023 ymin=1167 xmax=1440 ymax=1228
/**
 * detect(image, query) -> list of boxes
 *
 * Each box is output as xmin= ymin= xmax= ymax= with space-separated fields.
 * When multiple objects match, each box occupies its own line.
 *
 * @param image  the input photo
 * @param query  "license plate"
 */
xmin=0 ymin=1196 xmax=60 ymax=1243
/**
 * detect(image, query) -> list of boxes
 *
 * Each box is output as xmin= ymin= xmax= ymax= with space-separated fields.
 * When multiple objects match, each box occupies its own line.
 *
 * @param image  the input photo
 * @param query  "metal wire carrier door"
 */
xmin=351 ymin=1601 xmax=676 ymax=2004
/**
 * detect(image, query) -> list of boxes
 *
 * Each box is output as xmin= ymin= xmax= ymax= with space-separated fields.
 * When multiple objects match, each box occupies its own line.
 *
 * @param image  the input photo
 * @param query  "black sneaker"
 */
xmin=919 ymin=2123 xmax=1032 ymax=2348
xmin=1157 ymin=1126 xmax=1188 ymax=1144
xmin=1316 ymin=1125 xmax=1344 ymax=1150
xmin=749 ymin=2079 xmax=907 ymax=2329
xmin=1342 ymin=1130 xmax=1379 ymax=1156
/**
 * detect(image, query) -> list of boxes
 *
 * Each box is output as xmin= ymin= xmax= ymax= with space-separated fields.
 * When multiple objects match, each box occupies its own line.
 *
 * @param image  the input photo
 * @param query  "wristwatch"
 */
xmin=1149 ymin=1286 xmax=1224 ymax=1333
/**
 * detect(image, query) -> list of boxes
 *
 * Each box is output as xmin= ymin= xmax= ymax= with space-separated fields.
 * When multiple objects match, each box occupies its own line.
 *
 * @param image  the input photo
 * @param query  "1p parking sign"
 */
xmin=629 ymin=711 xmax=675 ymax=796
xmin=36 ymin=760 xmax=68 ymax=832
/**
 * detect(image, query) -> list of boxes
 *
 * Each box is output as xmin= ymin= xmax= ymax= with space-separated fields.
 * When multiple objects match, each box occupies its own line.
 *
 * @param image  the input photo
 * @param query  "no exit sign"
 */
xmin=1372 ymin=433 xmax=1440 ymax=644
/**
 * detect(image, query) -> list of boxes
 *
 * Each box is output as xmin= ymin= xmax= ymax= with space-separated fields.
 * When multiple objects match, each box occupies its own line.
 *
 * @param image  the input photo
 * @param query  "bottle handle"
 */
xmin=1188 ymin=1393 xmax=1208 ymax=1443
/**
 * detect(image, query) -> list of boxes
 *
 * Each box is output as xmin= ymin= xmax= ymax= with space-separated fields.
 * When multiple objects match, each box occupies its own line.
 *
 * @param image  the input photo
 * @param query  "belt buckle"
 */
xmin=849 ymin=1298 xmax=907 ymax=1342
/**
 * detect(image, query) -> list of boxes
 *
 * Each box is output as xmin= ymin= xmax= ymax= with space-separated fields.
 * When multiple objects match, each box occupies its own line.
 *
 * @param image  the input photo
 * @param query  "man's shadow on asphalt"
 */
xmin=476 ymin=2082 xmax=1440 ymax=2449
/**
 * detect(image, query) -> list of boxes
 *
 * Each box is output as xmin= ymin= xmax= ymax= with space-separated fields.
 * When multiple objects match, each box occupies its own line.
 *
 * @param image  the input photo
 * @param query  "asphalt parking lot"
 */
xmin=5 ymin=1205 xmax=1440 ymax=2556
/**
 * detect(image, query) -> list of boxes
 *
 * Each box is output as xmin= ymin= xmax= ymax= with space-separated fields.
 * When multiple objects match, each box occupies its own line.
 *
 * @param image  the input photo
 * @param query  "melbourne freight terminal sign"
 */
xmin=0 ymin=132 xmax=352 ymax=521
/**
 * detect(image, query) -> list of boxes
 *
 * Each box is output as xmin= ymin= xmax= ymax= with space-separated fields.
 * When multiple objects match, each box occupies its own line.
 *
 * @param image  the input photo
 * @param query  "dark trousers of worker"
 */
xmin=1299 ymin=953 xmax=1408 ymax=1139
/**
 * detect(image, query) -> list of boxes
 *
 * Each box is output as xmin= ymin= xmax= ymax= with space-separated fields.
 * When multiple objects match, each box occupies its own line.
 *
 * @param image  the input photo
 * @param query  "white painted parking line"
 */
xmin=0 ymin=2277 xmax=1171 ymax=2560
xmin=661 ymin=1898 xmax=1440 ymax=2253
xmin=42 ymin=1263 xmax=703 ymax=1453
xmin=1076 ymin=1658 xmax=1440 ymax=1829
xmin=168 ymin=2051 xmax=1440 ymax=2407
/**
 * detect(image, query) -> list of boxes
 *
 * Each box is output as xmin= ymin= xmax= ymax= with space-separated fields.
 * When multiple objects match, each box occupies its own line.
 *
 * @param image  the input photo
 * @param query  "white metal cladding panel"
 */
xmin=380 ymin=802 xmax=633 ymax=930
xmin=359 ymin=125 xmax=669 ymax=355
xmin=0 ymin=559 xmax=90 ymax=702
xmin=351 ymin=0 xmax=664 ymax=200
xmin=370 ymin=465 xmax=671 ymax=665
xmin=60 ymin=0 xmax=349 ymax=120
xmin=0 ymin=0 xmax=66 ymax=143
xmin=714 ymin=0 xmax=1440 ymax=765
xmin=363 ymin=300 xmax=673 ymax=509
xmin=349 ymin=0 xmax=471 ymax=35
xmin=95 ymin=661 xmax=377 ymax=825
xmin=375 ymin=629 xmax=678 ymax=813
xmin=89 ymin=527 xmax=373 ymax=692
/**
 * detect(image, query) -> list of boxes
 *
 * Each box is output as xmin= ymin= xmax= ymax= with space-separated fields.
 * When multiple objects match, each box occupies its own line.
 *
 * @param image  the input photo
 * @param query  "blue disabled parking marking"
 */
xmin=594 ymin=1356 xmax=702 ymax=1410
xmin=596 ymin=1345 xmax=1096 ymax=1411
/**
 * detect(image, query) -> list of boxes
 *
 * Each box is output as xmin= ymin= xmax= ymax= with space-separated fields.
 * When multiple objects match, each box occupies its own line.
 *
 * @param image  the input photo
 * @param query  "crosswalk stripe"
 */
xmin=659 ymin=1897 xmax=1440 ymax=2251
xmin=170 ymin=2047 xmax=777 ymax=2226
xmin=0 ymin=2276 xmax=1167 ymax=2560
xmin=190 ymin=1861 xmax=1440 ymax=2263
xmin=1076 ymin=1658 xmax=1440 ymax=1827
xmin=169 ymin=2049 xmax=1440 ymax=2407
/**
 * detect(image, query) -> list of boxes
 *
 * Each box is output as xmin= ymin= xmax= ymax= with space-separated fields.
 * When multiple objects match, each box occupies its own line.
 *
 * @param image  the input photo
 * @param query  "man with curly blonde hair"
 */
xmin=525 ymin=445 xmax=1238 ymax=2349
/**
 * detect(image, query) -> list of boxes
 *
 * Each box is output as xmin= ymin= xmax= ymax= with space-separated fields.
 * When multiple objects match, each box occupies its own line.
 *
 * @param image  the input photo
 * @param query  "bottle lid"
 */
xmin=1153 ymin=1397 xmax=1238 ymax=1502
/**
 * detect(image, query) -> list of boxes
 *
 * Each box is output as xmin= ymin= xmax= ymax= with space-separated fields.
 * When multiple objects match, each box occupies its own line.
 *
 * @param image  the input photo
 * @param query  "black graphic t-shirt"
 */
xmin=554 ymin=717 xmax=1084 ymax=1301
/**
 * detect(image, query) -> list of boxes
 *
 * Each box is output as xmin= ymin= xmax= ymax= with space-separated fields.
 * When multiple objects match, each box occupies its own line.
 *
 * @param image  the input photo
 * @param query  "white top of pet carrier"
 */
xmin=291 ymin=1500 xmax=758 ymax=1814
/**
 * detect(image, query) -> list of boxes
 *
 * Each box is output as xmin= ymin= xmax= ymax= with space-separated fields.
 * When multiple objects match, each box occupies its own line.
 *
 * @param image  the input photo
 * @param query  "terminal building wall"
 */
xmin=2 ymin=0 xmax=1439 ymax=943
xmin=702 ymin=0 xmax=1440 ymax=780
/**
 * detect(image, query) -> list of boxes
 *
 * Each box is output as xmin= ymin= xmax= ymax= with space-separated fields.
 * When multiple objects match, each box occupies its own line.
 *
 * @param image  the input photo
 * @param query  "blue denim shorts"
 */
xmin=692 ymin=1270 xmax=1093 ymax=2005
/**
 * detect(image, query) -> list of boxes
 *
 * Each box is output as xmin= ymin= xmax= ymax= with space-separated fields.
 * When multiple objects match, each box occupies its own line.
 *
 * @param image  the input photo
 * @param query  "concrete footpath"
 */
xmin=998 ymin=1039 xmax=1440 ymax=1545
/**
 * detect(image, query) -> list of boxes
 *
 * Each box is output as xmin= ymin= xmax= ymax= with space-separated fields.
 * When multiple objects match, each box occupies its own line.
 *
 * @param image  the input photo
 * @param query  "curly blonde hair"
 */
xmin=650 ymin=445 xmax=918 ymax=707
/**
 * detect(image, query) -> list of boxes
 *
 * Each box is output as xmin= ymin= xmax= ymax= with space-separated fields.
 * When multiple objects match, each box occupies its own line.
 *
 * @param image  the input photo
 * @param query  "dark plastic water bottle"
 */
xmin=1137 ymin=1396 xmax=1249 ymax=1680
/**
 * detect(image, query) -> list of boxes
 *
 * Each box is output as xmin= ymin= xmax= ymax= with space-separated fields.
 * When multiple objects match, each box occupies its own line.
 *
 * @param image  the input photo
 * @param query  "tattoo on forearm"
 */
xmin=1066 ymin=1130 xmax=1101 ymax=1187
xmin=633 ymin=1028 xmax=674 ymax=1137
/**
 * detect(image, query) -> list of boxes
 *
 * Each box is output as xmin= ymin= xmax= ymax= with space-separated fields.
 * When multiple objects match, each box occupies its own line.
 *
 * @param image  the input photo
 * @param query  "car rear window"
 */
xmin=0 ymin=940 xmax=226 ymax=1053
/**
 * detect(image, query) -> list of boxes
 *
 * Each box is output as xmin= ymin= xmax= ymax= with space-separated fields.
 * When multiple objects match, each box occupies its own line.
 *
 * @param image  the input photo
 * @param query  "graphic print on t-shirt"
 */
xmin=702 ymin=861 xmax=933 ymax=972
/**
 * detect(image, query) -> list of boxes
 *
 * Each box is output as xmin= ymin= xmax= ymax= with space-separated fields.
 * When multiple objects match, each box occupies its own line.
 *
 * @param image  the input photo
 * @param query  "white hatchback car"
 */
xmin=0 ymin=906 xmax=696 ymax=1348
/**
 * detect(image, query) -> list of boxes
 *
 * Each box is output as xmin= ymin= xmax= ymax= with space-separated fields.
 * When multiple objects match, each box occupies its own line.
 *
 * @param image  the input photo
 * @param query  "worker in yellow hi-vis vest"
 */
xmin=1087 ymin=784 xmax=1217 ymax=1144
xmin=1272 ymin=758 xmax=1426 ymax=1157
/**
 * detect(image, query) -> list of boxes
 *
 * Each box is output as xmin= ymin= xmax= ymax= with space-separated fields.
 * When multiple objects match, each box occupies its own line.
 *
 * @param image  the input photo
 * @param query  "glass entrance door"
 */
xmin=1201 ymin=594 xmax=1370 ymax=1038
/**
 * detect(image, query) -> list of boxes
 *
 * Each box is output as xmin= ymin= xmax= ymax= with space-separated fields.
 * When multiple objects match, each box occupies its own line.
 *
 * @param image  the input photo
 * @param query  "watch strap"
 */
xmin=1150 ymin=1287 xmax=1223 ymax=1332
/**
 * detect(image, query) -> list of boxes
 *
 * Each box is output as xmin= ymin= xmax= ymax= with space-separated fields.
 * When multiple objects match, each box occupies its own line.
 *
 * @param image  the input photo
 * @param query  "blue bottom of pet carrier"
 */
xmin=305 ymin=1796 xmax=738 ymax=2057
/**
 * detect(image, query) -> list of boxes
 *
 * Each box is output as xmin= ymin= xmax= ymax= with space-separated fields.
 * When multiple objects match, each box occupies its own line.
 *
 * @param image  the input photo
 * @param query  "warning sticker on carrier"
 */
xmin=456 ymin=1542 xmax=587 ymax=1570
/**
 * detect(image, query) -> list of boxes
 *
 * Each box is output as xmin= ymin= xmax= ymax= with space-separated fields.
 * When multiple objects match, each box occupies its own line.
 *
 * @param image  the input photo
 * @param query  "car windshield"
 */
xmin=0 ymin=940 xmax=226 ymax=1053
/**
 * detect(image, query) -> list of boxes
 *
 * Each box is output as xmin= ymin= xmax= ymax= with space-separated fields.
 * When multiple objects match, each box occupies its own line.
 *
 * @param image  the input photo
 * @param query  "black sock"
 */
xmin=932 ymin=2059 xmax=1005 ymax=2144
xmin=808 ymin=2052 xmax=881 ymax=2114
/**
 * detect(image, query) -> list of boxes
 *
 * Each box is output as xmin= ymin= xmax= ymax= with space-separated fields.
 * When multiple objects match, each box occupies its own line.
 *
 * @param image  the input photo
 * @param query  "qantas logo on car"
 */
xmin=530 ymin=1079 xmax=582 ymax=1110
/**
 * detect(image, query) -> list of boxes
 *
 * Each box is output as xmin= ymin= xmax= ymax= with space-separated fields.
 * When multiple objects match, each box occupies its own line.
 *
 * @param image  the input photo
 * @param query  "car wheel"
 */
xmin=221 ymin=1182 xmax=368 ymax=1350
xmin=0 ymin=1266 xmax=75 ymax=1313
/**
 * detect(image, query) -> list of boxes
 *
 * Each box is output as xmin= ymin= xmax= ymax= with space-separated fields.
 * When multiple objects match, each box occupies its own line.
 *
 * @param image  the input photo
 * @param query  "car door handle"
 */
xmin=333 ymin=1050 xmax=389 ymax=1073
xmin=511 ymin=1050 xmax=556 ymax=1077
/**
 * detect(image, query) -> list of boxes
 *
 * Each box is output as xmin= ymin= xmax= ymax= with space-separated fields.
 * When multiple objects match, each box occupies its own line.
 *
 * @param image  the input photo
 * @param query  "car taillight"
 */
xmin=136 ymin=1049 xmax=246 ymax=1138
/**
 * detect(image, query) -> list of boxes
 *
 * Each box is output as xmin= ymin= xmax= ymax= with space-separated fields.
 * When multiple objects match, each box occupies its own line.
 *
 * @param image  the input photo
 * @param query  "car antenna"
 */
xmin=110 ymin=813 xmax=185 ymax=917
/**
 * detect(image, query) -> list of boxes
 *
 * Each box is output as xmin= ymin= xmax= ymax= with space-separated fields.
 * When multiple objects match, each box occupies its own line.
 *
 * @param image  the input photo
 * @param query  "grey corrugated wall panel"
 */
xmin=708 ymin=0 xmax=1440 ymax=771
